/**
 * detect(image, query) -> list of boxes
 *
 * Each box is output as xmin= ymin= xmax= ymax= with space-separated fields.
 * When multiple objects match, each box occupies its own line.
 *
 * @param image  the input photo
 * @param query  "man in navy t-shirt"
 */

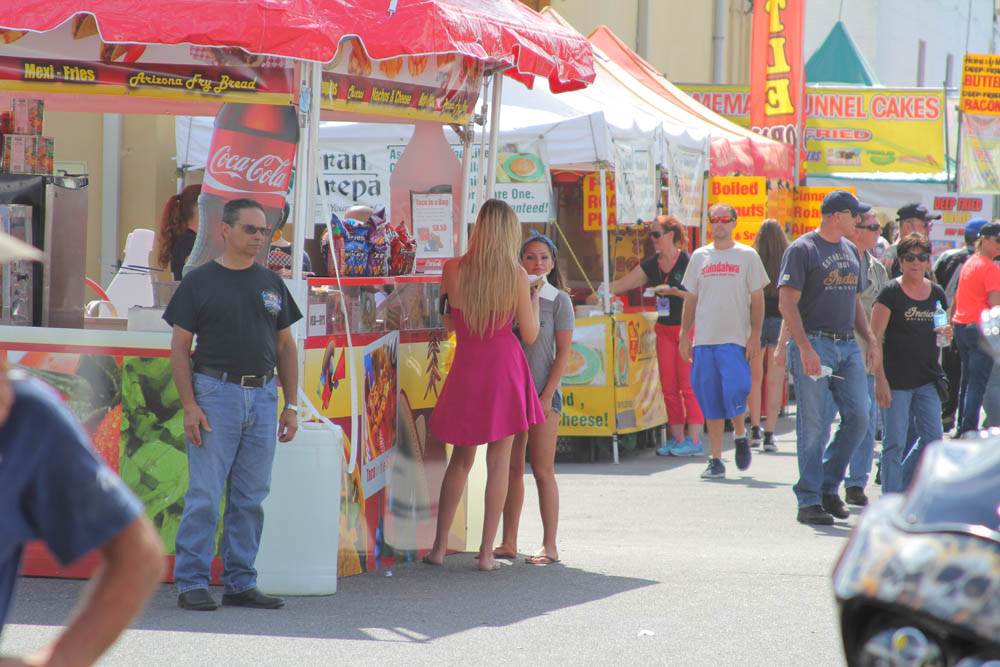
xmin=0 ymin=228 xmax=163 ymax=663
xmin=0 ymin=372 xmax=163 ymax=663
xmin=778 ymin=190 xmax=880 ymax=526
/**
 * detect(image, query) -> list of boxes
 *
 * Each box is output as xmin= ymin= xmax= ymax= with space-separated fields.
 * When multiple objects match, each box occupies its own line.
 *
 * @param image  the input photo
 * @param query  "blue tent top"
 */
xmin=805 ymin=21 xmax=881 ymax=86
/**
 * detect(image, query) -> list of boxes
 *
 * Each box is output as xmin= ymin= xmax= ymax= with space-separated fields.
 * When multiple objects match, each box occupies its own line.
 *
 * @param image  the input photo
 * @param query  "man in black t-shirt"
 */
xmin=933 ymin=218 xmax=987 ymax=432
xmin=163 ymin=198 xmax=302 ymax=612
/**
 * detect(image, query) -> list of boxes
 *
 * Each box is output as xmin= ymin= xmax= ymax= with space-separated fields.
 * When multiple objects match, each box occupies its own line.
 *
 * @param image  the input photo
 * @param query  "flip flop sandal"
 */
xmin=525 ymin=554 xmax=560 ymax=565
xmin=421 ymin=555 xmax=443 ymax=566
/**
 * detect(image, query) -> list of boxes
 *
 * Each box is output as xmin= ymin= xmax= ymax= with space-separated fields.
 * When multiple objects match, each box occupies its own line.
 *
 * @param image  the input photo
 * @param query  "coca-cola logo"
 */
xmin=209 ymin=145 xmax=291 ymax=190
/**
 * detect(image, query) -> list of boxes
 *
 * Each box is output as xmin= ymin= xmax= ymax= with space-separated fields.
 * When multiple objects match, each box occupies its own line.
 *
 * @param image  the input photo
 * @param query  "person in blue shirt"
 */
xmin=0 ymin=231 xmax=163 ymax=665
xmin=0 ymin=370 xmax=164 ymax=663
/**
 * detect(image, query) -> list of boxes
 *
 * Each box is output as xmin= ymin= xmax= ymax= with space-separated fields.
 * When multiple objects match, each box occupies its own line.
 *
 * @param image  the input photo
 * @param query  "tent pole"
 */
xmin=954 ymin=110 xmax=963 ymax=193
xmin=475 ymin=78 xmax=490 ymax=212
xmin=291 ymin=61 xmax=314 ymax=284
xmin=485 ymin=72 xmax=503 ymax=201
xmin=458 ymin=123 xmax=473 ymax=253
xmin=599 ymin=167 xmax=618 ymax=465
xmin=599 ymin=168 xmax=611 ymax=315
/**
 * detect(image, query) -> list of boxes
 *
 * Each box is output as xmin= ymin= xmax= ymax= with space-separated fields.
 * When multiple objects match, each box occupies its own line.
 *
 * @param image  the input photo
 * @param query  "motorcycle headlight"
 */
xmin=859 ymin=626 xmax=944 ymax=666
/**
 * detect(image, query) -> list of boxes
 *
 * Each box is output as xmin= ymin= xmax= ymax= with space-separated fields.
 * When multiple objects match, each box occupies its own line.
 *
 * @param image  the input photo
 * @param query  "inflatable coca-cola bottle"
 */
xmin=184 ymin=103 xmax=299 ymax=274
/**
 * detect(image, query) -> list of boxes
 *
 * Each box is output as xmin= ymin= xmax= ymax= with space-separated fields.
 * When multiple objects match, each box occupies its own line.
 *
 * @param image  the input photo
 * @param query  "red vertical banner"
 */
xmin=749 ymin=1 xmax=805 ymax=158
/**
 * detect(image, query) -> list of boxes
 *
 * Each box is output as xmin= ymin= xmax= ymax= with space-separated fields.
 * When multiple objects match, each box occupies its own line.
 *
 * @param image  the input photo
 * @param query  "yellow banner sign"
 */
xmin=789 ymin=186 xmax=856 ymax=240
xmin=582 ymin=172 xmax=617 ymax=231
xmin=679 ymin=84 xmax=945 ymax=174
xmin=707 ymin=176 xmax=767 ymax=244
xmin=560 ymin=316 xmax=614 ymax=436
xmin=612 ymin=312 xmax=667 ymax=434
xmin=960 ymin=53 xmax=1000 ymax=115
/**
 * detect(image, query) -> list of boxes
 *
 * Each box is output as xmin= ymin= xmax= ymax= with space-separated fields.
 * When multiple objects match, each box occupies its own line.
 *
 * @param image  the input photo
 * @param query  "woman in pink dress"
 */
xmin=424 ymin=199 xmax=545 ymax=571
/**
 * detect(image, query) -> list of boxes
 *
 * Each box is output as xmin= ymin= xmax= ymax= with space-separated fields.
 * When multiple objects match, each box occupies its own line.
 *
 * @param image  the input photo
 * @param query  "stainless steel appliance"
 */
xmin=0 ymin=174 xmax=89 ymax=327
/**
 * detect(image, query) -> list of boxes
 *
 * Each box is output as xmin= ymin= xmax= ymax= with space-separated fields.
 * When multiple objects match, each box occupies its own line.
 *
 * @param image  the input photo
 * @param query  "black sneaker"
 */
xmin=762 ymin=431 xmax=777 ymax=452
xmin=221 ymin=588 xmax=284 ymax=609
xmin=700 ymin=457 xmax=726 ymax=479
xmin=749 ymin=425 xmax=762 ymax=448
xmin=734 ymin=436 xmax=751 ymax=471
xmin=797 ymin=505 xmax=834 ymax=525
xmin=178 ymin=588 xmax=218 ymax=611
xmin=844 ymin=486 xmax=868 ymax=506
xmin=821 ymin=493 xmax=850 ymax=519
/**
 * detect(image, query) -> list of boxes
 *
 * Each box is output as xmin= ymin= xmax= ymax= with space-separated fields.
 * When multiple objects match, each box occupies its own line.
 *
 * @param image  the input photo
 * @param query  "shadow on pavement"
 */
xmin=707 ymin=476 xmax=793 ymax=489
xmin=9 ymin=560 xmax=656 ymax=642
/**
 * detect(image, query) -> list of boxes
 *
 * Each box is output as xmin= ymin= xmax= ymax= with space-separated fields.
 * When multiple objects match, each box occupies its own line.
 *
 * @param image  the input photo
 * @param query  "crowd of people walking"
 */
xmin=426 ymin=191 xmax=997 ymax=540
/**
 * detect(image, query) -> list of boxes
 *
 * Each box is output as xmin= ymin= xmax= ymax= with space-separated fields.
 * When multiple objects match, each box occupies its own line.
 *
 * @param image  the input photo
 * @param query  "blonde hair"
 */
xmin=461 ymin=199 xmax=522 ymax=336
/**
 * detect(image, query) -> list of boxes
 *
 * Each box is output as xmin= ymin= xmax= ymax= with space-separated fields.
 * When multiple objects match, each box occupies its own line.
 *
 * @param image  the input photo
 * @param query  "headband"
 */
xmin=521 ymin=233 xmax=557 ymax=256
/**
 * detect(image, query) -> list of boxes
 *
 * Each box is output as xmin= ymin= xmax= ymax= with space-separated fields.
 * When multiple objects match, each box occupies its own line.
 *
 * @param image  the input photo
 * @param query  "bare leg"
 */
xmin=685 ymin=423 xmax=702 ymax=440
xmin=425 ymin=446 xmax=477 ymax=564
xmin=494 ymin=431 xmax=528 ymax=558
xmin=733 ymin=414 xmax=746 ymax=438
xmin=668 ymin=423 xmax=685 ymax=440
xmin=749 ymin=346 xmax=764 ymax=429
xmin=764 ymin=345 xmax=784 ymax=428
xmin=528 ymin=411 xmax=561 ymax=561
xmin=478 ymin=435 xmax=514 ymax=571
xmin=706 ymin=418 xmax=725 ymax=459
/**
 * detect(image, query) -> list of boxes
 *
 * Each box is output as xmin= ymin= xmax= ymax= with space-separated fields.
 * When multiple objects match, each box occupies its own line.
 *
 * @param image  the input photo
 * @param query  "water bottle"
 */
xmin=933 ymin=301 xmax=948 ymax=347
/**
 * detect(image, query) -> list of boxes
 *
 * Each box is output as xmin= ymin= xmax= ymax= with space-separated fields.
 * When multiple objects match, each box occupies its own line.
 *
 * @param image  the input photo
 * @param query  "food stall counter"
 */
xmin=558 ymin=306 xmax=668 ymax=461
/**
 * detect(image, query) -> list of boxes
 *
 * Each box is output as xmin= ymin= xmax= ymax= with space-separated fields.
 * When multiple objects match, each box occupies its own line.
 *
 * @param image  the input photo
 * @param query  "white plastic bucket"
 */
xmin=256 ymin=422 xmax=343 ymax=595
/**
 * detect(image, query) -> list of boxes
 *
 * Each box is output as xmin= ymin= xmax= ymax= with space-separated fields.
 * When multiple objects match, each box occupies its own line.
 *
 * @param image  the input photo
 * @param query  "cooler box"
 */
xmin=256 ymin=421 xmax=344 ymax=595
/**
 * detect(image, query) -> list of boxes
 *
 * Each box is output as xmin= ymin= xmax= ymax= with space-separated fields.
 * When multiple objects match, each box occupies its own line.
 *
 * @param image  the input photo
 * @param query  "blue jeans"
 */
xmin=881 ymin=382 xmax=942 ymax=493
xmin=822 ymin=373 xmax=877 ymax=489
xmin=760 ymin=316 xmax=782 ymax=348
xmin=788 ymin=335 xmax=869 ymax=507
xmin=174 ymin=372 xmax=279 ymax=594
xmin=955 ymin=322 xmax=994 ymax=435
xmin=981 ymin=362 xmax=1000 ymax=428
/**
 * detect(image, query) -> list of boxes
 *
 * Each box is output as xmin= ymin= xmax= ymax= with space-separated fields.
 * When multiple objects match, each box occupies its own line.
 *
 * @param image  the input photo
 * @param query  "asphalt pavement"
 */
xmin=2 ymin=410 xmax=865 ymax=666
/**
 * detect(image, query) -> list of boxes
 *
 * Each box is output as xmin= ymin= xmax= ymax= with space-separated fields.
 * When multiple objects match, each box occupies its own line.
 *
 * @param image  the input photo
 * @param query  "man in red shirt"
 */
xmin=951 ymin=221 xmax=1000 ymax=436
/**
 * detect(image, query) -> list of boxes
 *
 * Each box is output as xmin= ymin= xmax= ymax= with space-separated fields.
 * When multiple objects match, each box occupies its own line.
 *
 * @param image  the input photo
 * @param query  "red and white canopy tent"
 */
xmin=588 ymin=25 xmax=792 ymax=181
xmin=0 ymin=0 xmax=595 ymax=268
xmin=0 ymin=0 xmax=595 ymax=420
xmin=0 ymin=0 xmax=594 ymax=97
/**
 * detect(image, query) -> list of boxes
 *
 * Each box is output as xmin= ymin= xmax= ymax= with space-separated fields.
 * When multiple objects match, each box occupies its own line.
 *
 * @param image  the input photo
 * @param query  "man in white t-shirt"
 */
xmin=679 ymin=203 xmax=769 ymax=479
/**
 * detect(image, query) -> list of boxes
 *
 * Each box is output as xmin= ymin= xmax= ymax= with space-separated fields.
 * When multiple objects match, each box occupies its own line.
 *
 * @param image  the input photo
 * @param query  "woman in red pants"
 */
xmin=591 ymin=215 xmax=704 ymax=455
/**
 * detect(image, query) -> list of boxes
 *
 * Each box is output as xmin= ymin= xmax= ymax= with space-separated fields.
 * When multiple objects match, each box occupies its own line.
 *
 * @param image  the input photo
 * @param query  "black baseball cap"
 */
xmin=821 ymin=190 xmax=871 ymax=216
xmin=896 ymin=203 xmax=941 ymax=222
xmin=979 ymin=221 xmax=1000 ymax=238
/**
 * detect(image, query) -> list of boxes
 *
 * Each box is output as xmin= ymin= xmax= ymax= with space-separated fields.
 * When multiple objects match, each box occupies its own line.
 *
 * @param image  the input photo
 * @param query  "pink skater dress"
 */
xmin=429 ymin=308 xmax=545 ymax=446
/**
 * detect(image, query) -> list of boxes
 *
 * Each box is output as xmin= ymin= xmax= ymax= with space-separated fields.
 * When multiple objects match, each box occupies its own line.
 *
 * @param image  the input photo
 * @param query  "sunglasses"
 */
xmin=237 ymin=223 xmax=269 ymax=236
xmin=709 ymin=216 xmax=735 ymax=224
xmin=855 ymin=223 xmax=881 ymax=232
xmin=649 ymin=230 xmax=664 ymax=238
xmin=900 ymin=252 xmax=931 ymax=263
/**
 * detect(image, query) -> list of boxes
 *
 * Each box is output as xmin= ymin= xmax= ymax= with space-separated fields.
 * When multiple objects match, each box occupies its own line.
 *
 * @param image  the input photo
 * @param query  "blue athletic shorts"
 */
xmin=690 ymin=344 xmax=752 ymax=420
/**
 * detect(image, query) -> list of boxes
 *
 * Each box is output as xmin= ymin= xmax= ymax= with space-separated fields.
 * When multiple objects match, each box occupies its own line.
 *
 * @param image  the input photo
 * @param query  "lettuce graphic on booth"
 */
xmin=120 ymin=356 xmax=224 ymax=555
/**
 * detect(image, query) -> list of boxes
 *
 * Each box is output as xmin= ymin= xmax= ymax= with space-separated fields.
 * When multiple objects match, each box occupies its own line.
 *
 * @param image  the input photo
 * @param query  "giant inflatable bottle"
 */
xmin=185 ymin=103 xmax=299 ymax=273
